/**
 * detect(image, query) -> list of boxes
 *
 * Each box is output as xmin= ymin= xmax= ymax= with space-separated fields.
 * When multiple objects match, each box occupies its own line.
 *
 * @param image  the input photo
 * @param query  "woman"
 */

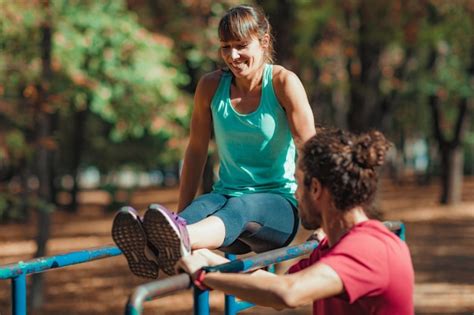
xmin=112 ymin=4 xmax=316 ymax=278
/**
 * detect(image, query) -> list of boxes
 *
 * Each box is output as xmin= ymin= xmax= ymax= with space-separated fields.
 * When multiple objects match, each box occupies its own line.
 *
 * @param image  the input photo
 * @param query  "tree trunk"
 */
xmin=346 ymin=2 xmax=383 ymax=133
xmin=69 ymin=107 xmax=88 ymax=212
xmin=440 ymin=146 xmax=463 ymax=204
xmin=31 ymin=0 xmax=53 ymax=309
xmin=258 ymin=0 xmax=295 ymax=65
xmin=429 ymin=94 xmax=468 ymax=205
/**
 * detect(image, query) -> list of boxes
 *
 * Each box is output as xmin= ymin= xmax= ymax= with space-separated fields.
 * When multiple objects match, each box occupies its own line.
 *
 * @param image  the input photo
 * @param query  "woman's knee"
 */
xmin=179 ymin=193 xmax=228 ymax=224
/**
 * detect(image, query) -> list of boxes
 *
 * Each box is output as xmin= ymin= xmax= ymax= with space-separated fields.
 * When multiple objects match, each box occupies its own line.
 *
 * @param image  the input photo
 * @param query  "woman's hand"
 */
xmin=176 ymin=249 xmax=229 ymax=279
xmin=306 ymin=228 xmax=326 ymax=242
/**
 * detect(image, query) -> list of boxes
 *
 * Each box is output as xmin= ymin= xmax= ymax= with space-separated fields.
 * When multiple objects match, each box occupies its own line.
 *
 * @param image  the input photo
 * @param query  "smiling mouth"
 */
xmin=230 ymin=62 xmax=246 ymax=70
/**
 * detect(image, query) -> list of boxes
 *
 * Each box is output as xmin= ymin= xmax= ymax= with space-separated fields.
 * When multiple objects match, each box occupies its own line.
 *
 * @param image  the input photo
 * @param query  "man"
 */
xmin=178 ymin=128 xmax=414 ymax=315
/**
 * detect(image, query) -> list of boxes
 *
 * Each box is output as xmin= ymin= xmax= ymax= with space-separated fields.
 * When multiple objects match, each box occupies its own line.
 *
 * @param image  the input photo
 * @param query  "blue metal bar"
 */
xmin=224 ymin=252 xmax=258 ymax=315
xmin=204 ymin=240 xmax=319 ymax=274
xmin=224 ymin=254 xmax=238 ymax=315
xmin=225 ymin=293 xmax=254 ymax=315
xmin=126 ymin=241 xmax=319 ymax=315
xmin=125 ymin=273 xmax=192 ymax=315
xmin=0 ymin=245 xmax=122 ymax=279
xmin=383 ymin=220 xmax=405 ymax=241
xmin=234 ymin=300 xmax=255 ymax=313
xmin=225 ymin=293 xmax=236 ymax=315
xmin=12 ymin=273 xmax=27 ymax=315
xmin=0 ymin=245 xmax=122 ymax=315
xmin=193 ymin=287 xmax=210 ymax=315
xmin=398 ymin=223 xmax=406 ymax=241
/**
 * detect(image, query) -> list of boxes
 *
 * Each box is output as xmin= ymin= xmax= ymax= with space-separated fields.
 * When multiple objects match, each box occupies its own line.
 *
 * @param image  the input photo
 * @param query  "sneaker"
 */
xmin=111 ymin=206 xmax=159 ymax=279
xmin=143 ymin=204 xmax=191 ymax=276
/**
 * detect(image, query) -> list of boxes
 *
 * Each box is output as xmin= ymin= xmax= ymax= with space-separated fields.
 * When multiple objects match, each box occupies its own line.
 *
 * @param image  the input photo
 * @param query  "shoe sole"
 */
xmin=112 ymin=208 xmax=159 ymax=279
xmin=143 ymin=205 xmax=184 ymax=276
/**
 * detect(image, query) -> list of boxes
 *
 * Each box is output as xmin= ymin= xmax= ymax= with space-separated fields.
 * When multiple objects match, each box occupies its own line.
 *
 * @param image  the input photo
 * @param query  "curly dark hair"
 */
xmin=300 ymin=128 xmax=392 ymax=212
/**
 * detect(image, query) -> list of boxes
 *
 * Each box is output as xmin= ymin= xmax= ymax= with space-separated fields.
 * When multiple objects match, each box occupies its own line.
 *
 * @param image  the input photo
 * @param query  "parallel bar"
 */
xmin=225 ymin=293 xmax=237 ymax=315
xmin=125 ymin=273 xmax=192 ymax=315
xmin=126 ymin=241 xmax=318 ymax=315
xmin=383 ymin=220 xmax=405 ymax=241
xmin=204 ymin=240 xmax=319 ymax=274
xmin=12 ymin=273 xmax=27 ymax=315
xmin=383 ymin=220 xmax=403 ymax=233
xmin=234 ymin=300 xmax=255 ymax=313
xmin=225 ymin=293 xmax=254 ymax=315
xmin=194 ymin=287 xmax=210 ymax=315
xmin=0 ymin=245 xmax=121 ymax=279
xmin=224 ymin=253 xmax=238 ymax=315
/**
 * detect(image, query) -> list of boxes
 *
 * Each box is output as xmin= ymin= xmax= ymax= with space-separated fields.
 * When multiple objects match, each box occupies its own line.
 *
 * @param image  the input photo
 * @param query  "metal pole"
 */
xmin=398 ymin=223 xmax=406 ymax=241
xmin=193 ymin=287 xmax=210 ymax=315
xmin=224 ymin=253 xmax=237 ymax=315
xmin=12 ymin=273 xmax=27 ymax=315
xmin=205 ymin=240 xmax=319 ymax=274
xmin=0 ymin=245 xmax=122 ymax=280
xmin=125 ymin=273 xmax=191 ymax=315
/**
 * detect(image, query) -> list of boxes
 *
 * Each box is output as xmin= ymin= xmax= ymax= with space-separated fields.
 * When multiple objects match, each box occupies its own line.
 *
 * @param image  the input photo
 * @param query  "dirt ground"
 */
xmin=0 ymin=177 xmax=474 ymax=315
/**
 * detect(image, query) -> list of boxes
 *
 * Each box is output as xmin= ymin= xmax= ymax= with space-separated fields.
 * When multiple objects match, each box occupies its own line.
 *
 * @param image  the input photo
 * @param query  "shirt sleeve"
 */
xmin=319 ymin=234 xmax=389 ymax=303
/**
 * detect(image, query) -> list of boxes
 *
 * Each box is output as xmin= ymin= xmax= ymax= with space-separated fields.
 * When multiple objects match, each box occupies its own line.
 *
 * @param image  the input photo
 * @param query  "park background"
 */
xmin=0 ymin=0 xmax=473 ymax=314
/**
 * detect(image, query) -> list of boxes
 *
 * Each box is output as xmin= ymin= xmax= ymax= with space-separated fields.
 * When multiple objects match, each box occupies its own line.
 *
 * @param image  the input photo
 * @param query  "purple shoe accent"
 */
xmin=111 ymin=206 xmax=159 ymax=279
xmin=143 ymin=204 xmax=191 ymax=276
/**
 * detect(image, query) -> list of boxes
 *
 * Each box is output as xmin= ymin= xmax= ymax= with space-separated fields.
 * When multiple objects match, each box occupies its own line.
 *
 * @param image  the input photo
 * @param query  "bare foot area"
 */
xmin=1 ymin=179 xmax=473 ymax=314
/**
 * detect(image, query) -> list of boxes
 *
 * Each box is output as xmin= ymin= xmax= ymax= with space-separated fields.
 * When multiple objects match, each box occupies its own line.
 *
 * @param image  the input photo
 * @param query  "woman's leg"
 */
xmin=187 ymin=216 xmax=226 ymax=249
xmin=179 ymin=193 xmax=227 ymax=223
xmin=213 ymin=193 xmax=299 ymax=253
xmin=178 ymin=193 xmax=228 ymax=249
xmin=142 ymin=193 xmax=229 ymax=275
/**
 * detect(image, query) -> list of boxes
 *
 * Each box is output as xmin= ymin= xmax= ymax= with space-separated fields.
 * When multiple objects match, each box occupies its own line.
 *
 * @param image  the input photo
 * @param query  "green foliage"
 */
xmin=415 ymin=2 xmax=474 ymax=142
xmin=51 ymin=0 xmax=189 ymax=139
xmin=0 ymin=0 xmax=192 ymax=220
xmin=1 ymin=0 xmax=190 ymax=164
xmin=129 ymin=0 xmax=243 ymax=93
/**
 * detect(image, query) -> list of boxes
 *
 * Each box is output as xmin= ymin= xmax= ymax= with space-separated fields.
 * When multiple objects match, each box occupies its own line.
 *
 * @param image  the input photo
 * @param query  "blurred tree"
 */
xmin=1 ymin=0 xmax=189 ymax=211
xmin=420 ymin=2 xmax=474 ymax=204
xmin=29 ymin=0 xmax=55 ymax=309
xmin=1 ymin=0 xmax=188 ymax=308
xmin=276 ymin=0 xmax=473 ymax=204
xmin=127 ymin=0 xmax=242 ymax=193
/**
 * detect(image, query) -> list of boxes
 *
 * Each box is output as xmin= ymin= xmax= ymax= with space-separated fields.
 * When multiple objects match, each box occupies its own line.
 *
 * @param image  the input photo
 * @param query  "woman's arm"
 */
xmin=177 ymin=72 xmax=220 ymax=212
xmin=273 ymin=66 xmax=316 ymax=149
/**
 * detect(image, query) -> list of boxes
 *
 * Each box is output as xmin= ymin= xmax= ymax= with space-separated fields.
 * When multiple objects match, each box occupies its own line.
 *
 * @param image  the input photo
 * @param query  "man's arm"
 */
xmin=203 ymin=262 xmax=343 ymax=309
xmin=179 ymin=250 xmax=344 ymax=310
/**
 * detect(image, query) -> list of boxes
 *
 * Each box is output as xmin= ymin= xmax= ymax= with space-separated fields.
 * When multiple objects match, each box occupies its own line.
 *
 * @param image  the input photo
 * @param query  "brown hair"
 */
xmin=300 ymin=128 xmax=392 ymax=212
xmin=218 ymin=5 xmax=275 ymax=63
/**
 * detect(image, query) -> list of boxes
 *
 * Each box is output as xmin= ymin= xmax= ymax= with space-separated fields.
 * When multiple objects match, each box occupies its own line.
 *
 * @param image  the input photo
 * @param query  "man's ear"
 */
xmin=311 ymin=178 xmax=323 ymax=200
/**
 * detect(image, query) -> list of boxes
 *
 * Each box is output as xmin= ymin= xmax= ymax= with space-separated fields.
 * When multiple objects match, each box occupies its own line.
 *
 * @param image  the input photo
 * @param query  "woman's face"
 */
xmin=220 ymin=35 xmax=267 ymax=78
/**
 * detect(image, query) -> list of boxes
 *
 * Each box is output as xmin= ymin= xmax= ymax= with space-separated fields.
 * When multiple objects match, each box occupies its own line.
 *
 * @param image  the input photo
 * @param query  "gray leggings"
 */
xmin=179 ymin=193 xmax=299 ymax=254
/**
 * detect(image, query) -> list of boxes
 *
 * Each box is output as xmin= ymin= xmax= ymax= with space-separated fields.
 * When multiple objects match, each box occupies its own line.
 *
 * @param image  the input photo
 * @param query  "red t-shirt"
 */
xmin=289 ymin=220 xmax=414 ymax=315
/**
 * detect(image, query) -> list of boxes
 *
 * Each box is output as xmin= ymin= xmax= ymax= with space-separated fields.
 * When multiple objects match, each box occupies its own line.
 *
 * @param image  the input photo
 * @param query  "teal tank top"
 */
xmin=210 ymin=64 xmax=297 ymax=206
